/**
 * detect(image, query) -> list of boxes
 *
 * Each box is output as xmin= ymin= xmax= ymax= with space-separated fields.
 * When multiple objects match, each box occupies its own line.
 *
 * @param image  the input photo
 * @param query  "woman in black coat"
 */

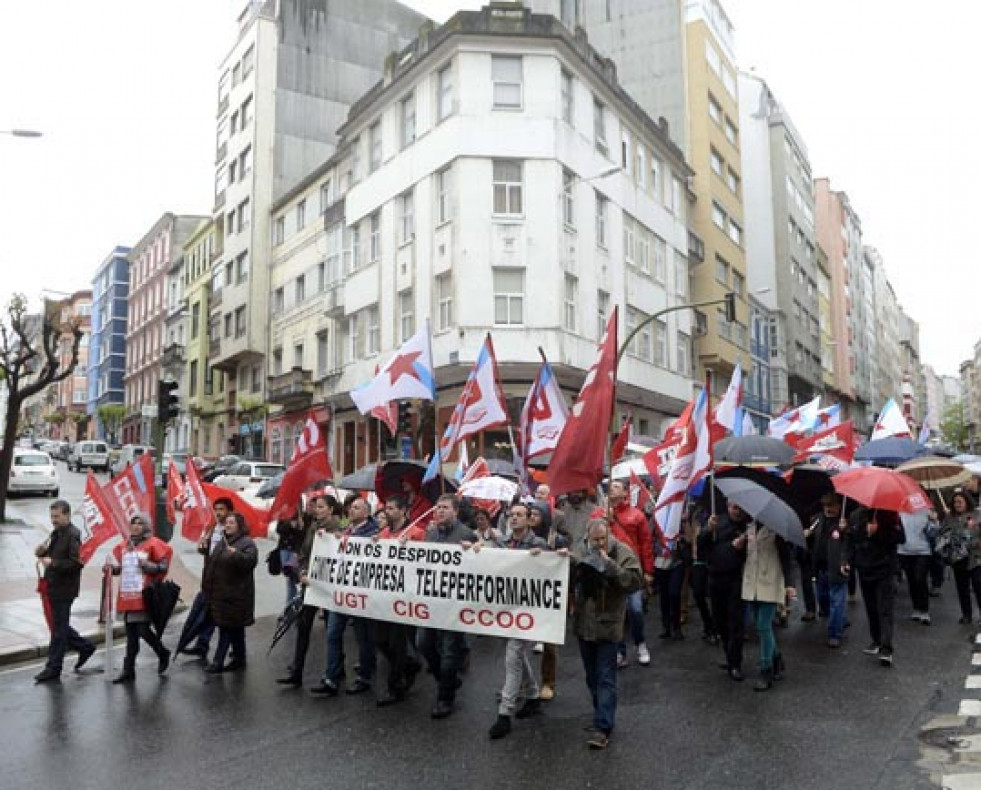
xmin=202 ymin=512 xmax=258 ymax=673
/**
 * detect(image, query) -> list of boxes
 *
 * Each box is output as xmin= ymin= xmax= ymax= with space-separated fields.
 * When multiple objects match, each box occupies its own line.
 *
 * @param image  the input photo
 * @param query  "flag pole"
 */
xmin=103 ymin=562 xmax=115 ymax=682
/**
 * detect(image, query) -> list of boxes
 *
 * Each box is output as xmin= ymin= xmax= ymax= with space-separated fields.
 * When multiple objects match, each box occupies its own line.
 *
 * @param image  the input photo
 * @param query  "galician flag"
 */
xmin=351 ymin=323 xmax=435 ymax=414
xmin=767 ymin=396 xmax=820 ymax=440
xmin=714 ymin=363 xmax=743 ymax=432
xmin=518 ymin=359 xmax=569 ymax=461
xmin=424 ymin=334 xmax=508 ymax=483
xmin=870 ymin=397 xmax=912 ymax=441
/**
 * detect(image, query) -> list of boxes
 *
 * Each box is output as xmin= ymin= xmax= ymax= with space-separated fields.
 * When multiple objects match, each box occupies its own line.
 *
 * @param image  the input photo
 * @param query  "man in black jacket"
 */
xmin=34 ymin=501 xmax=96 ymax=683
xmin=808 ymin=493 xmax=850 ymax=647
xmin=703 ymin=502 xmax=750 ymax=681
xmin=844 ymin=507 xmax=905 ymax=666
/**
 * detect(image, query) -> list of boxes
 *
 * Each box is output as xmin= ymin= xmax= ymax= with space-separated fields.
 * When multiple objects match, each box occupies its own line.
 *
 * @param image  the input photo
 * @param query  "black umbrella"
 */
xmin=144 ymin=579 xmax=181 ymax=639
xmin=176 ymin=590 xmax=211 ymax=655
xmin=853 ymin=436 xmax=925 ymax=467
xmin=374 ymin=459 xmax=457 ymax=504
xmin=715 ymin=436 xmax=795 ymax=468
xmin=485 ymin=459 xmax=518 ymax=480
xmin=786 ymin=464 xmax=837 ymax=514
xmin=269 ymin=593 xmax=306 ymax=654
xmin=714 ymin=466 xmax=805 ymax=519
xmin=339 ymin=463 xmax=378 ymax=490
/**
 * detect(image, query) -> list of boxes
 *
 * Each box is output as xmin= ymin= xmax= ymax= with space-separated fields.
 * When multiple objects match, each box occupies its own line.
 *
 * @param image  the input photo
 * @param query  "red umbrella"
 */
xmin=36 ymin=564 xmax=54 ymax=633
xmin=831 ymin=466 xmax=931 ymax=513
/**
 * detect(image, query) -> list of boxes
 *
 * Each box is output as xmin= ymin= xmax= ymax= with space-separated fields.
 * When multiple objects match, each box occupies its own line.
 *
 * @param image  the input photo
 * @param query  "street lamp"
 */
xmin=0 ymin=129 xmax=42 ymax=138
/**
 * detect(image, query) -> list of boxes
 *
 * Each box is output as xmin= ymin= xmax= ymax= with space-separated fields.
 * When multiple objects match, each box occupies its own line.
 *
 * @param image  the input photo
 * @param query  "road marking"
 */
xmin=958 ymin=700 xmax=981 ymax=716
xmin=973 ymin=654 xmax=981 ymax=667
xmin=966 ymin=677 xmax=981 ymax=690
xmin=943 ymin=774 xmax=981 ymax=789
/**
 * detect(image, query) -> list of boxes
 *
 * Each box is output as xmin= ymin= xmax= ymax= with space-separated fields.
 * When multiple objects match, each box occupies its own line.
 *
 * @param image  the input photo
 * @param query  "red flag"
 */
xmin=181 ymin=460 xmax=217 ymax=542
xmin=369 ymin=364 xmax=399 ymax=435
xmin=269 ymin=414 xmax=333 ymax=522
xmin=548 ymin=307 xmax=618 ymax=498
xmin=643 ymin=404 xmax=693 ymax=487
xmin=79 ymin=472 xmax=127 ymax=564
xmin=201 ymin=482 xmax=270 ymax=538
xmin=166 ymin=463 xmax=183 ymax=525
xmin=629 ymin=468 xmax=653 ymax=509
xmin=793 ymin=420 xmax=856 ymax=465
xmin=104 ymin=453 xmax=155 ymax=531
xmin=611 ymin=415 xmax=631 ymax=464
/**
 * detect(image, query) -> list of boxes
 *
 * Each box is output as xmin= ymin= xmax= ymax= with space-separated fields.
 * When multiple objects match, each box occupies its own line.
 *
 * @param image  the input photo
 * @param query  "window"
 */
xmin=369 ymin=121 xmax=382 ymax=171
xmin=399 ymin=290 xmax=414 ymax=343
xmin=272 ymin=347 xmax=283 ymax=375
xmin=400 ymin=93 xmax=416 ymax=148
xmin=436 ymin=168 xmax=451 ymax=225
xmin=732 ymin=270 xmax=745 ymax=296
xmin=626 ymin=307 xmax=652 ymax=361
xmin=239 ymin=145 xmax=251 ymax=179
xmin=672 ymin=177 xmax=685 ymax=223
xmin=623 ymin=215 xmax=636 ymax=266
xmin=595 ymin=192 xmax=608 ymax=247
xmin=226 ymin=212 xmax=234 ymax=238
xmin=293 ymin=343 xmax=304 ymax=369
xmin=189 ymin=360 xmax=198 ymax=398
xmin=348 ymin=313 xmax=363 ymax=361
xmin=492 ymin=160 xmax=523 ymax=216
xmin=224 ymin=261 xmax=234 ymax=287
xmin=224 ymin=313 xmax=232 ymax=338
xmin=316 ymin=331 xmax=328 ymax=376
xmin=347 ymin=223 xmax=361 ymax=272
xmin=236 ymin=198 xmax=250 ymax=232
xmin=652 ymin=235 xmax=667 ymax=282
xmin=228 ymin=160 xmax=238 ymax=183
xmin=296 ymin=199 xmax=306 ymax=231
xmin=677 ymin=331 xmax=691 ymax=375
xmin=594 ymin=99 xmax=607 ymax=153
xmin=273 ymin=216 xmax=285 ymax=245
xmin=728 ymin=219 xmax=742 ymax=247
xmin=369 ymin=212 xmax=381 ymax=262
xmin=295 ymin=274 xmax=305 ymax=304
xmin=320 ymin=180 xmax=333 ymax=214
xmin=236 ymin=251 xmax=249 ymax=283
xmin=234 ymin=306 xmax=246 ymax=338
xmin=190 ymin=302 xmax=200 ymax=340
xmin=563 ymin=275 xmax=578 ymax=333
xmin=621 ymin=130 xmax=632 ymax=175
xmin=317 ymin=262 xmax=326 ymax=292
xmin=715 ymin=255 xmax=729 ymax=285
xmin=492 ymin=55 xmax=522 ymax=109
xmin=560 ymin=69 xmax=573 ymax=124
xmin=367 ymin=306 xmax=380 ymax=354
xmin=653 ymin=320 xmax=667 ymax=366
xmin=436 ymin=273 xmax=453 ymax=331
xmin=675 ymin=252 xmax=688 ymax=299
xmin=718 ymin=308 xmax=732 ymax=340
xmin=241 ymin=95 xmax=253 ymax=126
xmin=708 ymin=94 xmax=722 ymax=124
xmin=241 ymin=44 xmax=254 ymax=77
xmin=493 ymin=269 xmax=524 ymax=325
xmin=562 ymin=169 xmax=575 ymax=228
xmin=437 ymin=62 xmax=453 ymax=122
xmin=710 ymin=148 xmax=724 ymax=176
xmin=399 ymin=190 xmax=415 ymax=242
xmin=597 ymin=290 xmax=610 ymax=340
xmin=705 ymin=40 xmax=722 ymax=77
xmin=637 ymin=147 xmax=646 ymax=189
xmin=637 ymin=227 xmax=650 ymax=273
xmin=712 ymin=201 xmax=727 ymax=230
xmin=349 ymin=136 xmax=361 ymax=184
xmin=727 ymin=168 xmax=740 ymax=194
xmin=725 ymin=118 xmax=738 ymax=146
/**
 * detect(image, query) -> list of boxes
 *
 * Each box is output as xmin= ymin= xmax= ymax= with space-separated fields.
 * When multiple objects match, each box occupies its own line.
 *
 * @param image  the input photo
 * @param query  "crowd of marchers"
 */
xmin=32 ymin=475 xmax=981 ymax=751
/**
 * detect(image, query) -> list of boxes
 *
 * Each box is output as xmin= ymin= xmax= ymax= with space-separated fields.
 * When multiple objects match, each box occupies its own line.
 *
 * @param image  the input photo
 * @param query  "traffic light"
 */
xmin=723 ymin=291 xmax=737 ymax=323
xmin=158 ymin=380 xmax=179 ymax=423
xmin=397 ymin=402 xmax=412 ymax=436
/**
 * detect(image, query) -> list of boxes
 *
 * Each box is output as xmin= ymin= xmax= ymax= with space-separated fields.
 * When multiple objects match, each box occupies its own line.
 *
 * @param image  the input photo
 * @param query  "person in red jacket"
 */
xmin=108 ymin=512 xmax=173 ymax=683
xmin=607 ymin=481 xmax=653 ymax=667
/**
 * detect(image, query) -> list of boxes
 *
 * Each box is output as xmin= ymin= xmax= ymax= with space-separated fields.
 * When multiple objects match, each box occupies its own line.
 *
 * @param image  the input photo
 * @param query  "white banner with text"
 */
xmin=303 ymin=535 xmax=570 ymax=643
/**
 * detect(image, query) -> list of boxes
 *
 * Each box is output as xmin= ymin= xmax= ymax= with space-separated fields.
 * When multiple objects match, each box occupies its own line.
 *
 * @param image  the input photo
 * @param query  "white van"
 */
xmin=110 ymin=444 xmax=154 ymax=478
xmin=68 ymin=440 xmax=110 ymax=472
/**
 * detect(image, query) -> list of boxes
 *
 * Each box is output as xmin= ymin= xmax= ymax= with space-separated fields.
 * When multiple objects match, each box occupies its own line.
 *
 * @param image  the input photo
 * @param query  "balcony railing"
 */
xmin=267 ymin=367 xmax=314 ymax=407
xmin=161 ymin=342 xmax=185 ymax=369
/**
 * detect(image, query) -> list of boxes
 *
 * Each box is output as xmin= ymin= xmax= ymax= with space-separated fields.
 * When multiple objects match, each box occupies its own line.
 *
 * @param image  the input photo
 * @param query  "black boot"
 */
xmin=489 ymin=714 xmax=512 ymax=739
xmin=772 ymin=653 xmax=785 ymax=681
xmin=753 ymin=668 xmax=773 ymax=692
xmin=112 ymin=659 xmax=136 ymax=684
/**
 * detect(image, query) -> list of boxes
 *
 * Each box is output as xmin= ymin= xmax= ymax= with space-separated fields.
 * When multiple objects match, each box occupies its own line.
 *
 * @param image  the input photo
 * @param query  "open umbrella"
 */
xmin=785 ymin=464 xmax=837 ymax=512
xmin=713 ymin=476 xmax=805 ymax=547
xmin=374 ymin=459 xmax=456 ymax=504
xmin=485 ymin=459 xmax=518 ymax=480
xmin=459 ymin=475 xmax=518 ymax=502
xmin=269 ymin=593 xmax=305 ymax=654
xmin=144 ymin=579 xmax=182 ymax=639
xmin=339 ymin=463 xmax=378 ymax=491
xmin=714 ymin=436 xmax=795 ymax=468
xmin=831 ymin=466 xmax=931 ymax=513
xmin=896 ymin=456 xmax=972 ymax=491
xmin=853 ymin=437 xmax=925 ymax=467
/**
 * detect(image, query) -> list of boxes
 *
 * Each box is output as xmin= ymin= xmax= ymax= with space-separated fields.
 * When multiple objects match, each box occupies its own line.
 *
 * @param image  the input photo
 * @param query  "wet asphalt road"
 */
xmin=1 ymin=584 xmax=974 ymax=790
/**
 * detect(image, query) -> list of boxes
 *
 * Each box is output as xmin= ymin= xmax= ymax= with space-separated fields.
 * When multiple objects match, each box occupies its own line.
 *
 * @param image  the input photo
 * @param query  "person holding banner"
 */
xmin=419 ymin=494 xmax=477 ymax=719
xmin=570 ymin=518 xmax=644 ymax=750
xmin=33 ymin=501 xmax=96 ymax=684
xmin=528 ymin=501 xmax=567 ymax=701
xmin=202 ymin=512 xmax=259 ymax=673
xmin=108 ymin=513 xmax=173 ymax=684
xmin=489 ymin=502 xmax=553 ymax=740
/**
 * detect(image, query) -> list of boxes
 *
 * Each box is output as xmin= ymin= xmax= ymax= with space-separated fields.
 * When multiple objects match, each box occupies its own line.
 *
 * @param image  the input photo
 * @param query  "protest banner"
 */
xmin=303 ymin=534 xmax=570 ymax=643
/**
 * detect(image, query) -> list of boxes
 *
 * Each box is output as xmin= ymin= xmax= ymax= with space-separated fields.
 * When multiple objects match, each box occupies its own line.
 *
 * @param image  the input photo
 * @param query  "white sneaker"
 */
xmin=920 ymin=613 xmax=931 ymax=625
xmin=909 ymin=611 xmax=923 ymax=622
xmin=532 ymin=642 xmax=544 ymax=654
xmin=637 ymin=643 xmax=651 ymax=666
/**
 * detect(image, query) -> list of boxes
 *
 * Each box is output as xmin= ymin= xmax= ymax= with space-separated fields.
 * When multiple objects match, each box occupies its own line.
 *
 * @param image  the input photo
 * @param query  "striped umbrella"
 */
xmin=896 ymin=456 xmax=971 ymax=491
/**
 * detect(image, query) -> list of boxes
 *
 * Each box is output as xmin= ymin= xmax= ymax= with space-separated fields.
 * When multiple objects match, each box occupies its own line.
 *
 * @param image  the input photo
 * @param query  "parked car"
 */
xmin=110 ymin=444 xmax=155 ymax=478
xmin=8 ymin=449 xmax=60 ymax=497
xmin=203 ymin=454 xmax=241 ymax=482
xmin=163 ymin=452 xmax=209 ymax=478
xmin=68 ymin=440 xmax=110 ymax=473
xmin=212 ymin=461 xmax=285 ymax=492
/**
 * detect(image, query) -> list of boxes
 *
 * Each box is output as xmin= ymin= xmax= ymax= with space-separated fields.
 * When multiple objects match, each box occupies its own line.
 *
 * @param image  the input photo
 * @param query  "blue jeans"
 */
xmin=325 ymin=611 xmax=375 ymax=685
xmin=579 ymin=639 xmax=619 ymax=735
xmin=752 ymin=602 xmax=778 ymax=671
xmin=816 ymin=568 xmax=848 ymax=640
xmin=618 ymin=589 xmax=646 ymax=655
xmin=416 ymin=628 xmax=466 ymax=703
xmin=45 ymin=598 xmax=94 ymax=673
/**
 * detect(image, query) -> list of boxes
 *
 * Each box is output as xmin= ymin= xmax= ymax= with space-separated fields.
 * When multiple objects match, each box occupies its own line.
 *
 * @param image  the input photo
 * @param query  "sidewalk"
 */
xmin=0 ymin=502 xmax=286 ymax=667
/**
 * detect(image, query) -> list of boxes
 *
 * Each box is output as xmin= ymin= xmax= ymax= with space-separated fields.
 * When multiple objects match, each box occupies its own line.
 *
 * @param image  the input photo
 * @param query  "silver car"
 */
xmin=9 ymin=449 xmax=60 ymax=497
xmin=212 ymin=461 xmax=285 ymax=492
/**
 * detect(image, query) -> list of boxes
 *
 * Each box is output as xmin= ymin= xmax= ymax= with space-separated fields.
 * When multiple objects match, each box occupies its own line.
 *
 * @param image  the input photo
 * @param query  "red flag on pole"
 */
xmin=79 ymin=471 xmax=127 ymax=564
xmin=104 ymin=453 xmax=155 ymax=530
xmin=611 ymin=415 xmax=631 ymax=464
xmin=547 ymin=307 xmax=619 ymax=498
xmin=166 ymin=463 xmax=183 ymax=526
xmin=181 ymin=460 xmax=218 ymax=542
xmin=628 ymin=468 xmax=653 ymax=509
xmin=269 ymin=414 xmax=333 ymax=521
xmin=201 ymin=483 xmax=270 ymax=539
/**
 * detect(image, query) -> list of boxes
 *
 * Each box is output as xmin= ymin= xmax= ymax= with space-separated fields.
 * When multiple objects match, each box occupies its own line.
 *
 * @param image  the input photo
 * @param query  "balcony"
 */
xmin=161 ymin=342 xmax=185 ymax=370
xmin=267 ymin=367 xmax=314 ymax=409
xmin=325 ymin=284 xmax=344 ymax=317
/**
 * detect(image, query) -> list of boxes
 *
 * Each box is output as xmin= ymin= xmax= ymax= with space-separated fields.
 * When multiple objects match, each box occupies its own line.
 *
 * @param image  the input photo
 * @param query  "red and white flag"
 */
xmin=548 ymin=308 xmax=618 ymax=498
xmin=643 ymin=404 xmax=693 ymax=488
xmin=201 ymin=483 xmax=270 ymax=538
xmin=518 ymin=359 xmax=569 ymax=461
xmin=166 ymin=463 xmax=183 ymax=525
xmin=105 ymin=453 xmax=156 ymax=531
xmin=369 ymin=363 xmax=399 ymax=436
xmin=269 ymin=414 xmax=333 ymax=521
xmin=629 ymin=468 xmax=654 ymax=509
xmin=181 ymin=459 xmax=217 ymax=542
xmin=793 ymin=420 xmax=856 ymax=465
xmin=714 ymin=363 xmax=743 ymax=432
xmin=351 ymin=324 xmax=435 ymax=413
xmin=870 ymin=398 xmax=912 ymax=441
xmin=79 ymin=472 xmax=127 ymax=564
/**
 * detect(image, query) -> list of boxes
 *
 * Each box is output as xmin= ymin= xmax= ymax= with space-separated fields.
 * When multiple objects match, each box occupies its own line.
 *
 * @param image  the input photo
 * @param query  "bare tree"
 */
xmin=0 ymin=294 xmax=82 ymax=521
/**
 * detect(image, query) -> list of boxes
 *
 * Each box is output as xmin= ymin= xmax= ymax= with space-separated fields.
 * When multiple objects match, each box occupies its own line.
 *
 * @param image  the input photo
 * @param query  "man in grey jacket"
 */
xmin=571 ymin=518 xmax=643 ymax=750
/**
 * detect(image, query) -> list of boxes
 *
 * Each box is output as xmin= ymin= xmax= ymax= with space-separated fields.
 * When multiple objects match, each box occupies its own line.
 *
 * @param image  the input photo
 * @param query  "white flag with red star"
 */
xmin=351 ymin=323 xmax=435 ymax=413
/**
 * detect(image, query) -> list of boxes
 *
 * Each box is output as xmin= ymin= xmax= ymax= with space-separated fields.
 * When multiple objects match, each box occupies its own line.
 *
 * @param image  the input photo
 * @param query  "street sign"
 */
xmin=141 ymin=404 xmax=158 ymax=418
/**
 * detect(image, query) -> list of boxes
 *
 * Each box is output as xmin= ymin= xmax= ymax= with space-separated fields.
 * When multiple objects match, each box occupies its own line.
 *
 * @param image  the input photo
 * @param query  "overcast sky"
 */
xmin=1 ymin=1 xmax=975 ymax=378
